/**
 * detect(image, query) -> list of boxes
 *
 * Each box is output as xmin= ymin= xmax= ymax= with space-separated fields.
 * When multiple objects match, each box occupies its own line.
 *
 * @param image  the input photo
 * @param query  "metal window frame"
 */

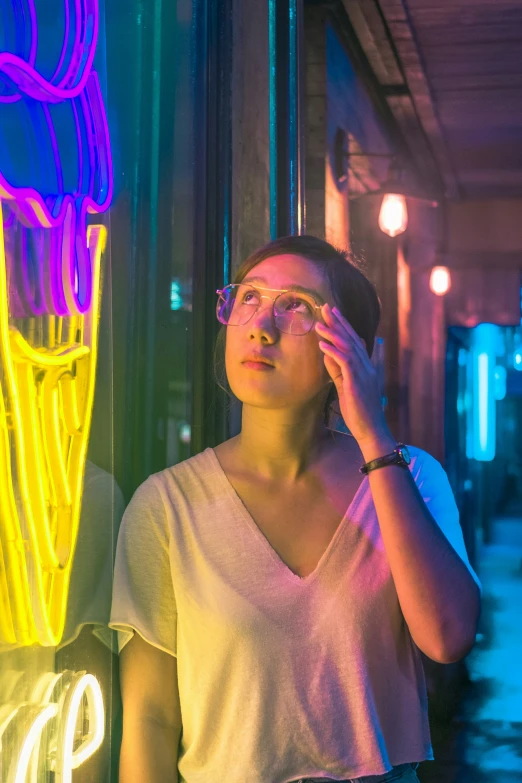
xmin=190 ymin=0 xmax=233 ymax=455
xmin=270 ymin=0 xmax=306 ymax=238
xmin=118 ymin=0 xmax=232 ymax=494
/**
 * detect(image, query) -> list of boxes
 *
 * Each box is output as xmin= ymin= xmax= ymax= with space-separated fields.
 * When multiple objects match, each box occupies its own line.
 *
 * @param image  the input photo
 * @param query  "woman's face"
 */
xmin=225 ymin=254 xmax=335 ymax=416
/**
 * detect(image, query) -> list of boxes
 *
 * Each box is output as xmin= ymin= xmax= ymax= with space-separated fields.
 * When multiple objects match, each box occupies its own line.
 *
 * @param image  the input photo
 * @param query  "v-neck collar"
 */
xmin=206 ymin=446 xmax=368 ymax=587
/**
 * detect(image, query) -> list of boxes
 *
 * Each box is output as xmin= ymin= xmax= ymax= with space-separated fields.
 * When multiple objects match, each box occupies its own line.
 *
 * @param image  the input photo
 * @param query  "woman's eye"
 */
xmin=286 ymin=298 xmax=309 ymax=312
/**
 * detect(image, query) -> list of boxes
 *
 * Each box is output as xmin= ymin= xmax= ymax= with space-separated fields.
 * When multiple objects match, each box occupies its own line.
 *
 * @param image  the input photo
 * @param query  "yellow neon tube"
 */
xmin=58 ymin=375 xmax=81 ymax=435
xmin=0 ymin=201 xmax=106 ymax=645
xmin=0 ymin=207 xmax=60 ymax=652
xmin=0 ymin=223 xmax=37 ymax=647
xmin=9 ymin=329 xmax=89 ymax=366
xmin=13 ymin=358 xmax=57 ymax=570
xmin=0 ymin=536 xmax=16 ymax=644
xmin=41 ymin=370 xmax=72 ymax=511
xmin=48 ymin=225 xmax=106 ymax=642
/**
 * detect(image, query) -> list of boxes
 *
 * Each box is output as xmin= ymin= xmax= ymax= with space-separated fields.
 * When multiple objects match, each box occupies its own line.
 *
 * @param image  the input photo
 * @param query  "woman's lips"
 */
xmin=242 ymin=361 xmax=275 ymax=370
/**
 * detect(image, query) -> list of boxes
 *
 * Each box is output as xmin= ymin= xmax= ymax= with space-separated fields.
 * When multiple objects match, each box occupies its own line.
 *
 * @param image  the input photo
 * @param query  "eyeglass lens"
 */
xmin=216 ymin=284 xmax=316 ymax=335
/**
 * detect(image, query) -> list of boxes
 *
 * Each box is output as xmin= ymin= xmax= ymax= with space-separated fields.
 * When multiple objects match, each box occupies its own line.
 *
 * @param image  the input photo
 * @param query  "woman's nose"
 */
xmin=248 ymin=298 xmax=277 ymax=328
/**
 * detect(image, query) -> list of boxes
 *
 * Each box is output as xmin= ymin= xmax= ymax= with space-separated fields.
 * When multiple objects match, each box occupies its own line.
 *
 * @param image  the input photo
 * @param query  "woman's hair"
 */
xmin=213 ymin=234 xmax=381 ymax=427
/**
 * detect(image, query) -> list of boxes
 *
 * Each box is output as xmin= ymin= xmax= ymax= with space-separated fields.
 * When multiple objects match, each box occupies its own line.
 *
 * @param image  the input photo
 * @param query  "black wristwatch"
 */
xmin=359 ymin=443 xmax=411 ymax=475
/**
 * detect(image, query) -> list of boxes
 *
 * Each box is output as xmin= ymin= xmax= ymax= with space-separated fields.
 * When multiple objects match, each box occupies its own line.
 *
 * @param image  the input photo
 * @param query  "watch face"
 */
xmin=399 ymin=445 xmax=411 ymax=465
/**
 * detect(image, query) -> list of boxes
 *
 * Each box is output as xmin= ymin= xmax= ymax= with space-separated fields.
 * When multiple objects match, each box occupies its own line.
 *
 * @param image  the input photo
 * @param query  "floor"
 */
xmin=417 ymin=507 xmax=522 ymax=783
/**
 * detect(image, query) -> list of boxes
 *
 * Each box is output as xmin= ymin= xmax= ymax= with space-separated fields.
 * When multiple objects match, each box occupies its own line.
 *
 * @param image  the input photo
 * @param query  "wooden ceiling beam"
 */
xmin=375 ymin=0 xmax=461 ymax=199
xmin=340 ymin=0 xmax=448 ymax=196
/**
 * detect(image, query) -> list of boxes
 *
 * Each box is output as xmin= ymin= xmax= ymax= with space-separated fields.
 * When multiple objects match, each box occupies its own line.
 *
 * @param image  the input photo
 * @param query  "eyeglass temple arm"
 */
xmin=216 ymin=286 xmax=323 ymax=310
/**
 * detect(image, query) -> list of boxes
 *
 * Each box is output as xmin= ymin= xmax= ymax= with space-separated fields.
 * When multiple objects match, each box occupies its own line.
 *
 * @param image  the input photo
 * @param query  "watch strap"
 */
xmin=360 ymin=443 xmax=408 ymax=475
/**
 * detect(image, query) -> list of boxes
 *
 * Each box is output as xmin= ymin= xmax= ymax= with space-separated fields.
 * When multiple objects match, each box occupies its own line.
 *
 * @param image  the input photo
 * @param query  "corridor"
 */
xmin=419 ymin=506 xmax=522 ymax=782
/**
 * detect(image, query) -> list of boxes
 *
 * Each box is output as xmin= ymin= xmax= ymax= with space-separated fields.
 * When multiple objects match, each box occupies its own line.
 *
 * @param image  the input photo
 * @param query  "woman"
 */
xmin=110 ymin=235 xmax=482 ymax=783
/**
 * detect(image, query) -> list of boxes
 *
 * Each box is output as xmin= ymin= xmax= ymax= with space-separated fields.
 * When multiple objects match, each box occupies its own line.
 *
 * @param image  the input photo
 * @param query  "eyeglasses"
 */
xmin=215 ymin=283 xmax=323 ymax=335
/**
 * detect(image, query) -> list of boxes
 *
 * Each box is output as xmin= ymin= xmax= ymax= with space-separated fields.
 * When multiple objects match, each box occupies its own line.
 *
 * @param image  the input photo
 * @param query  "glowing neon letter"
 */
xmin=3 ymin=670 xmax=105 ymax=781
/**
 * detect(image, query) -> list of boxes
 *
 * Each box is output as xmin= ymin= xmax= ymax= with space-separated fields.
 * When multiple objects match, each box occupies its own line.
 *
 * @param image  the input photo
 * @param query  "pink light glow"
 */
xmin=0 ymin=0 xmax=112 ymax=316
xmin=0 ymin=0 xmax=99 ymax=103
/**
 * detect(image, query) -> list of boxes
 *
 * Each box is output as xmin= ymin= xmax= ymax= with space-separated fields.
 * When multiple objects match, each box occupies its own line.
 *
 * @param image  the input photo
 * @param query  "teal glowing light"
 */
xmin=457 ymin=348 xmax=468 ymax=415
xmin=472 ymin=324 xmax=498 ymax=462
xmin=170 ymin=280 xmax=182 ymax=311
xmin=478 ymin=353 xmax=489 ymax=453
xmin=465 ymin=351 xmax=474 ymax=461
xmin=514 ymin=350 xmax=522 ymax=371
xmin=494 ymin=365 xmax=507 ymax=401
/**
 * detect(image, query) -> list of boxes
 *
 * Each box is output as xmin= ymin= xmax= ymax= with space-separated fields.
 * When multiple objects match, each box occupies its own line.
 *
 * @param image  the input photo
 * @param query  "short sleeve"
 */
xmin=410 ymin=448 xmax=482 ymax=594
xmin=109 ymin=476 xmax=177 ymax=656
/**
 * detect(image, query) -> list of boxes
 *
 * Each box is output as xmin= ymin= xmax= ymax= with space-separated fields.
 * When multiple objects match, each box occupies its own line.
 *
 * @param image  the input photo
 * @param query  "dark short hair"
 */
xmin=213 ymin=234 xmax=381 ymax=426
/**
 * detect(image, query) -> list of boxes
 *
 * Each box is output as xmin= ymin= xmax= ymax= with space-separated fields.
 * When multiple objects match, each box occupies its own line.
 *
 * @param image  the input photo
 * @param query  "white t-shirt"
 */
xmin=109 ymin=445 xmax=481 ymax=783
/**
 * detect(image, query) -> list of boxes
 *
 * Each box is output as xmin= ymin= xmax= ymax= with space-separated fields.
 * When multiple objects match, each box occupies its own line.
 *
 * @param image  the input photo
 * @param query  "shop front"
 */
xmin=0 ymin=0 xmax=225 ymax=778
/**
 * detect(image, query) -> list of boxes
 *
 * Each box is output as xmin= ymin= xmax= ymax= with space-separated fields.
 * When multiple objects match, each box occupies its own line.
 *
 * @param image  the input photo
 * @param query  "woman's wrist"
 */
xmin=358 ymin=431 xmax=399 ymax=465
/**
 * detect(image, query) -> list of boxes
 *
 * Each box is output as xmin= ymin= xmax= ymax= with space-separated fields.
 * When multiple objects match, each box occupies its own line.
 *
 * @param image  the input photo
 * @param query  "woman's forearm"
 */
xmin=359 ymin=433 xmax=481 ymax=664
xmin=119 ymin=717 xmax=181 ymax=782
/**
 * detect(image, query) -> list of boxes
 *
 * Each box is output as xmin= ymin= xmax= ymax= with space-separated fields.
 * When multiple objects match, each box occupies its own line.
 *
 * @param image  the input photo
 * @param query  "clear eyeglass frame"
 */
xmin=215 ymin=283 xmax=352 ymax=437
xmin=215 ymin=283 xmax=324 ymax=335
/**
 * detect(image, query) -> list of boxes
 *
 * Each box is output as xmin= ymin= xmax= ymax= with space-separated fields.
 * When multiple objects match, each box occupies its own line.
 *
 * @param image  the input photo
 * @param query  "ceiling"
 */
xmin=343 ymin=0 xmax=522 ymax=201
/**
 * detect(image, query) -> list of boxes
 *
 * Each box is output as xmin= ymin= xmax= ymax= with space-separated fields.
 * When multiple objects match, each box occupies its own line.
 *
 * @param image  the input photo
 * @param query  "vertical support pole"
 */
xmin=269 ymin=0 xmax=305 ymax=238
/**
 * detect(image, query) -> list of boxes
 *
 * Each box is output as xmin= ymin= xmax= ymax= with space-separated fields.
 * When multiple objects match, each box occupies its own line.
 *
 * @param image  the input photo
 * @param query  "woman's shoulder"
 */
xmin=129 ymin=447 xmax=217 ymax=508
xmin=405 ymin=444 xmax=445 ymax=476
xmin=157 ymin=446 xmax=215 ymax=483
xmin=121 ymin=449 xmax=216 ymax=533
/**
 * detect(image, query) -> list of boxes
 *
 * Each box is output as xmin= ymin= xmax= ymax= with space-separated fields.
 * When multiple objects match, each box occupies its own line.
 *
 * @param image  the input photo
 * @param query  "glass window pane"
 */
xmin=0 ymin=0 xmax=197 ymax=778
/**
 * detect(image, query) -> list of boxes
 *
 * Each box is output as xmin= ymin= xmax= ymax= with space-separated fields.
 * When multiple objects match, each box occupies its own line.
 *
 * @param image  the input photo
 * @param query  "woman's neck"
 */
xmin=226 ymin=424 xmax=357 ymax=485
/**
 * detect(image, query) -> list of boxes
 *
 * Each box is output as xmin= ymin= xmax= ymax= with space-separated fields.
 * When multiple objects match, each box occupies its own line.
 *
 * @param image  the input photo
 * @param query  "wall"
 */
xmin=303 ymin=9 xmax=403 ymax=440
xmin=231 ymin=0 xmax=271 ymax=271
xmin=404 ymin=200 xmax=445 ymax=460
xmin=304 ymin=8 xmax=390 ymax=247
xmin=304 ymin=5 xmax=328 ymax=239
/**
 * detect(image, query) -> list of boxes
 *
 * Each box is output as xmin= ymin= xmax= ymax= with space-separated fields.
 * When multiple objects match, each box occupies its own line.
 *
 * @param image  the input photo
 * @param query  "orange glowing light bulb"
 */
xmin=378 ymin=193 xmax=408 ymax=237
xmin=430 ymin=266 xmax=451 ymax=296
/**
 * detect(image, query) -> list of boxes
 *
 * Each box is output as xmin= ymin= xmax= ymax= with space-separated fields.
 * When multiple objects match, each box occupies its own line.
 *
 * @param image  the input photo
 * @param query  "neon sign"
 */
xmin=0 ymin=0 xmax=113 ymax=646
xmin=0 ymin=670 xmax=104 ymax=781
xmin=0 ymin=0 xmax=112 ymax=316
